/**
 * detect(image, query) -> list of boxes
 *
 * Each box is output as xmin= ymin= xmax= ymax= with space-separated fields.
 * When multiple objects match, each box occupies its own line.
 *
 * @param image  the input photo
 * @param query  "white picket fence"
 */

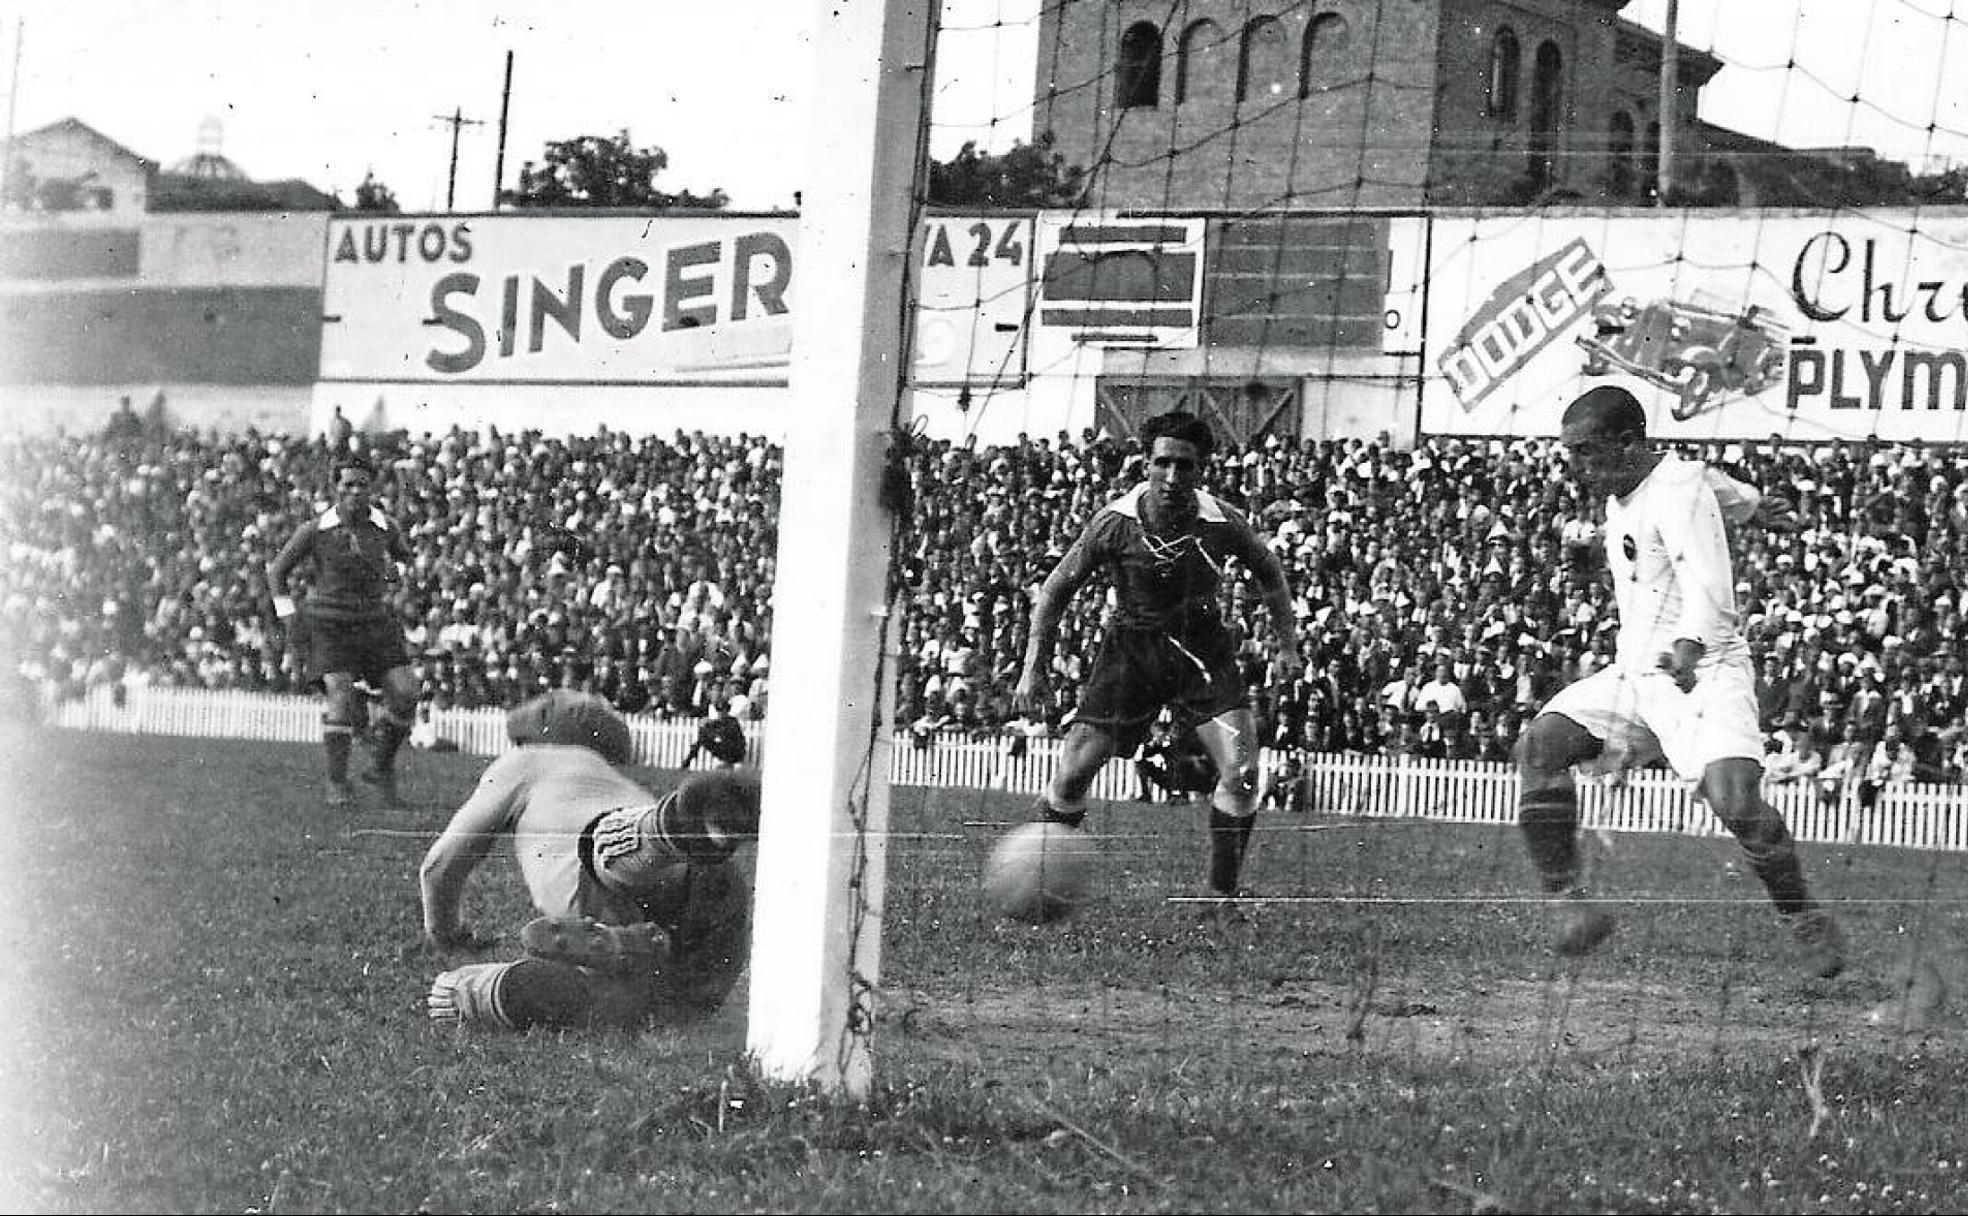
xmin=40 ymin=684 xmax=1968 ymax=851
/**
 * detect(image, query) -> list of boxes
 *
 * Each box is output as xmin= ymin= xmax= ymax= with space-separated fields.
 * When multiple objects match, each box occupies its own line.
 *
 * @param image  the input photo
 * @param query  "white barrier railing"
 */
xmin=40 ymin=684 xmax=1966 ymax=851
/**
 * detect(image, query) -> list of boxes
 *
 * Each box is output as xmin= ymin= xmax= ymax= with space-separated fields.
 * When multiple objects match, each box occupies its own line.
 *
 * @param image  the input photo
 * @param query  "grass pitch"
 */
xmin=3 ymin=723 xmax=1966 ymax=1213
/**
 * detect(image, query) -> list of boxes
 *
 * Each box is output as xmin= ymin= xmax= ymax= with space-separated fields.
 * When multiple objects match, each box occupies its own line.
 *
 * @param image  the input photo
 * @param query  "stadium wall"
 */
xmin=313 ymin=209 xmax=1421 ymax=446
xmin=0 ymin=211 xmax=325 ymax=435
xmin=38 ymin=684 xmax=1968 ymax=853
xmin=8 ymin=205 xmax=1968 ymax=446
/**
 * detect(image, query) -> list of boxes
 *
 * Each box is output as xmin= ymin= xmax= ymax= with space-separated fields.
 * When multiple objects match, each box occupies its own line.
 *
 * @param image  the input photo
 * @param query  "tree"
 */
xmin=500 ymin=130 xmax=728 ymax=209
xmin=1910 ymin=163 xmax=1968 ymax=204
xmin=927 ymin=132 xmax=1087 ymax=208
xmin=350 ymin=170 xmax=400 ymax=214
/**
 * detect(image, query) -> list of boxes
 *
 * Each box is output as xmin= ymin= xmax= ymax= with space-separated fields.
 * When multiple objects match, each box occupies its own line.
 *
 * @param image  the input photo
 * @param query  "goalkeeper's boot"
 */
xmin=520 ymin=915 xmax=671 ymax=976
xmin=1551 ymin=889 xmax=1616 ymax=958
xmin=1783 ymin=907 xmax=1846 ymax=979
xmin=325 ymin=779 xmax=356 ymax=810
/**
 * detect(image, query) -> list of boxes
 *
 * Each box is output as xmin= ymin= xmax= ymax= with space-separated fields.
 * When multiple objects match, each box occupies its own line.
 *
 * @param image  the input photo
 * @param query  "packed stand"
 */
xmin=2 ymin=414 xmax=1964 ymax=785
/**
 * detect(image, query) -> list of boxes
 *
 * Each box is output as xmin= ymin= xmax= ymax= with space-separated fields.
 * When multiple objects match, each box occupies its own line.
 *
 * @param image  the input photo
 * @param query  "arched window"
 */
xmin=1237 ymin=16 xmax=1290 ymax=103
xmin=1298 ymin=12 xmax=1351 ymax=97
xmin=1177 ymin=19 xmax=1224 ymax=105
xmin=1526 ymin=41 xmax=1564 ymax=190
xmin=1118 ymin=22 xmax=1163 ymax=109
xmin=1607 ymin=111 xmax=1636 ymax=197
xmin=1642 ymin=121 xmax=1661 ymax=200
xmin=1487 ymin=27 xmax=1520 ymax=120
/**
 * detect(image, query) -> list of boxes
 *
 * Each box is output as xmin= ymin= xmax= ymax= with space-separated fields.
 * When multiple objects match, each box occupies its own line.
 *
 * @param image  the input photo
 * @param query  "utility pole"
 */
xmin=1 ymin=19 xmax=23 ymax=210
xmin=432 ymin=106 xmax=485 ymax=211
xmin=491 ymin=51 xmax=514 ymax=209
xmin=1657 ymin=0 xmax=1678 ymax=206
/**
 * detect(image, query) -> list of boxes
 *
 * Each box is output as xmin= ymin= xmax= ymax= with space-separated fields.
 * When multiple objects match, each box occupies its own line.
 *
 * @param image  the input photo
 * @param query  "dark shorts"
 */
xmin=304 ymin=611 xmax=410 ymax=685
xmin=1074 ymin=623 xmax=1247 ymax=756
xmin=577 ymin=822 xmax=753 ymax=1023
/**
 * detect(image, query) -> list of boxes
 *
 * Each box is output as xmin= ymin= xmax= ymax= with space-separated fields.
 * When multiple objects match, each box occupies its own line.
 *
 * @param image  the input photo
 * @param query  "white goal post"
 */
xmin=745 ymin=0 xmax=936 ymax=1097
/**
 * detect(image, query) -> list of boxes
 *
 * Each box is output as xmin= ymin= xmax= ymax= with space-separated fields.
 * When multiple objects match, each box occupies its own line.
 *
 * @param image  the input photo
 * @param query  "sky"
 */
xmin=2 ymin=0 xmax=1964 ymax=213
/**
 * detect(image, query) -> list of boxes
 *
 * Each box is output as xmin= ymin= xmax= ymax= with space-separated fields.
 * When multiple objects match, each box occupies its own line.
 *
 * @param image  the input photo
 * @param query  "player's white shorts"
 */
xmin=1537 ymin=658 xmax=1765 ymax=783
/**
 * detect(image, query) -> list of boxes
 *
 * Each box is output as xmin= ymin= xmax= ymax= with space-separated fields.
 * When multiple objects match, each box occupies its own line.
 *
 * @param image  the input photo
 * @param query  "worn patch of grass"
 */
xmin=2 ymin=723 xmax=1964 ymax=1213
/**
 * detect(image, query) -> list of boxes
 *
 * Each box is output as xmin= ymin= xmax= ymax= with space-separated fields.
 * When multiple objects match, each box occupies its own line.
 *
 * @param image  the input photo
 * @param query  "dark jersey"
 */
xmin=696 ymin=715 xmax=748 ymax=764
xmin=1061 ymin=485 xmax=1268 ymax=635
xmin=268 ymin=505 xmax=409 ymax=624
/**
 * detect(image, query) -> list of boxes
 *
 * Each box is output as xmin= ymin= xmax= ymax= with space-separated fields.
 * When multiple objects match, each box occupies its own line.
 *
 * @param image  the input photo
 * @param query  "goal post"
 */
xmin=745 ymin=0 xmax=935 ymax=1097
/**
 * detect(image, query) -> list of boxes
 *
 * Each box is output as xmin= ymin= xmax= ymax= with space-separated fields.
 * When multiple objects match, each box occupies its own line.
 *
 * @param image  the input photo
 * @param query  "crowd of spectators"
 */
xmin=3 ymin=410 xmax=1965 ymax=785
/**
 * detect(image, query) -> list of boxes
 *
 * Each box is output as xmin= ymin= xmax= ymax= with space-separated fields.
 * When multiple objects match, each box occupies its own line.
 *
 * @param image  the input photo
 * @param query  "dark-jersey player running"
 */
xmin=267 ymin=451 xmax=420 ymax=808
xmin=1012 ymin=411 xmax=1303 ymax=908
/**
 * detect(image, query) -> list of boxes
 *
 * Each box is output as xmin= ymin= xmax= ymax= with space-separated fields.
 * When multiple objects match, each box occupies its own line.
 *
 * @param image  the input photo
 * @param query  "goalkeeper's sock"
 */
xmin=323 ymin=719 xmax=352 ymax=784
xmin=429 ymin=959 xmax=611 ymax=1031
xmin=496 ymin=958 xmax=605 ymax=1029
xmin=1208 ymin=807 xmax=1256 ymax=896
xmin=1518 ymin=781 xmax=1581 ymax=893
xmin=427 ymin=962 xmax=518 ymax=1030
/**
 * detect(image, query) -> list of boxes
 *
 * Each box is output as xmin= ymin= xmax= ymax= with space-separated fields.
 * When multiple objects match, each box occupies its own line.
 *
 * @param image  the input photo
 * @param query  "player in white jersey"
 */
xmin=418 ymin=691 xmax=760 ymax=1030
xmin=1515 ymin=385 xmax=1845 ymax=978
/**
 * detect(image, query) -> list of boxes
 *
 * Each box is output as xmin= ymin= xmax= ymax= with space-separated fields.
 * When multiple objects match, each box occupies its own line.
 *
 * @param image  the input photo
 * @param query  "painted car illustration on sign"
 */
xmin=1576 ymin=294 xmax=1789 ymax=419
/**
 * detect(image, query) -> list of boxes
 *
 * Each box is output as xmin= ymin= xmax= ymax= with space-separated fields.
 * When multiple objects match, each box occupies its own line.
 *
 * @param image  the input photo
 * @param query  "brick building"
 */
xmin=1034 ymin=0 xmax=1743 ymax=209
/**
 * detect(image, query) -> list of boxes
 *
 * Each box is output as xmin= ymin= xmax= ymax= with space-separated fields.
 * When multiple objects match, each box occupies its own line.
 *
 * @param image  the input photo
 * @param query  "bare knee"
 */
xmin=322 ymin=681 xmax=357 ymax=725
xmin=1702 ymin=760 xmax=1784 ymax=845
xmin=1213 ymin=762 xmax=1259 ymax=814
xmin=1052 ymin=725 xmax=1112 ymax=799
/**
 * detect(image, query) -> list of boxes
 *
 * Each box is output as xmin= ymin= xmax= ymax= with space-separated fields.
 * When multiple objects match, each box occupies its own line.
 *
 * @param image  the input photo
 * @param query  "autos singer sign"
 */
xmin=1419 ymin=212 xmax=1968 ymax=443
xmin=320 ymin=215 xmax=799 ymax=385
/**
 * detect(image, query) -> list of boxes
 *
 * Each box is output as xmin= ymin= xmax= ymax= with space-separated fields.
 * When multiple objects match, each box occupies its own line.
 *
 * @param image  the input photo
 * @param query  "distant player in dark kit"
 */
xmin=1012 ymin=410 xmax=1303 ymax=909
xmin=683 ymin=706 xmax=748 ymax=769
xmin=420 ymin=690 xmax=760 ymax=1031
xmin=1518 ymin=384 xmax=1845 ymax=978
xmin=1136 ymin=718 xmax=1219 ymax=803
xmin=267 ymin=451 xmax=420 ymax=808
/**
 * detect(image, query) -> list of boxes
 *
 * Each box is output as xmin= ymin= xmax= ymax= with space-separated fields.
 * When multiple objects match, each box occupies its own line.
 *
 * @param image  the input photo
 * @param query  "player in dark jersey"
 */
xmin=267 ymin=452 xmax=420 ymax=809
xmin=1011 ymin=411 xmax=1303 ymax=910
xmin=683 ymin=706 xmax=748 ymax=769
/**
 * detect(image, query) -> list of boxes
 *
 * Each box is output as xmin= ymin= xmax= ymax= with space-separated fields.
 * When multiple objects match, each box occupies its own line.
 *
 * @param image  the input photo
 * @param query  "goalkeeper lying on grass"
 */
xmin=418 ymin=690 xmax=759 ymax=1030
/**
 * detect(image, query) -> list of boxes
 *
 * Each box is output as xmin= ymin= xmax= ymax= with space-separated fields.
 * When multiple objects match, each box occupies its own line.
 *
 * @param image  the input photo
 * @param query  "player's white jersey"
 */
xmin=1601 ymin=452 xmax=1750 ymax=674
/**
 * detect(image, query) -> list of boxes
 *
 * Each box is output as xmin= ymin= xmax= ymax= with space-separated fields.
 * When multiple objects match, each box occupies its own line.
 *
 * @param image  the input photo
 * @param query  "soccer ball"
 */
xmin=983 ymin=822 xmax=1098 ymax=924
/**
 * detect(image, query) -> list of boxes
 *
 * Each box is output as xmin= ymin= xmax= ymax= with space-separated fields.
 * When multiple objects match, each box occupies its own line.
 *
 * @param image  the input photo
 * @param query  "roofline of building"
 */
xmin=3 ymin=116 xmax=157 ymax=170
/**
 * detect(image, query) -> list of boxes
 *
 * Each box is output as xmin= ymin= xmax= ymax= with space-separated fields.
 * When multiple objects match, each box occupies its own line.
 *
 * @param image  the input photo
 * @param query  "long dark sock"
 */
xmin=372 ymin=711 xmax=411 ymax=772
xmin=1728 ymin=813 xmax=1812 ymax=915
xmin=497 ymin=958 xmax=601 ymax=1029
xmin=1208 ymin=808 xmax=1255 ymax=895
xmin=324 ymin=720 xmax=352 ymax=783
xmin=1519 ymin=780 xmax=1581 ymax=893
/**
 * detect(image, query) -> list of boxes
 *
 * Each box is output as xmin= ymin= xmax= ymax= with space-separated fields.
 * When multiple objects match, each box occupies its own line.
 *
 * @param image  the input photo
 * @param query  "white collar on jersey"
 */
xmin=319 ymin=505 xmax=392 ymax=531
xmin=1105 ymin=482 xmax=1229 ymax=523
